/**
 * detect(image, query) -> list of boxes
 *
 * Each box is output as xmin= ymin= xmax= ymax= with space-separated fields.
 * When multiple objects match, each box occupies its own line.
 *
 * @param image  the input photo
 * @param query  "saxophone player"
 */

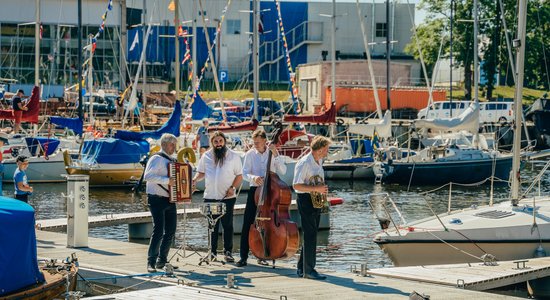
xmin=292 ymin=135 xmax=331 ymax=280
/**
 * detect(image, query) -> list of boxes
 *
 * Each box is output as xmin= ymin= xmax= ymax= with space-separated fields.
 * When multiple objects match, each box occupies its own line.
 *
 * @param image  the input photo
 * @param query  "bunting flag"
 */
xmin=181 ymin=29 xmax=191 ymax=65
xmin=89 ymin=0 xmax=113 ymax=54
xmin=39 ymin=24 xmax=43 ymax=39
xmin=178 ymin=26 xmax=186 ymax=37
xmin=193 ymin=0 xmax=232 ymax=98
xmin=258 ymin=14 xmax=264 ymax=34
xmin=274 ymin=0 xmax=298 ymax=102
xmin=168 ymin=1 xmax=175 ymax=11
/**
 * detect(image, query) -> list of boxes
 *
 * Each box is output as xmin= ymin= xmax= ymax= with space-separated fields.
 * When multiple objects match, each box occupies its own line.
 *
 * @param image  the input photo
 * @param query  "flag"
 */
xmin=182 ymin=51 xmax=191 ymax=64
xmin=177 ymin=26 xmax=187 ymax=37
xmin=372 ymin=129 xmax=380 ymax=150
xmin=168 ymin=1 xmax=175 ymax=11
xmin=129 ymin=31 xmax=139 ymax=51
xmin=39 ymin=24 xmax=43 ymax=39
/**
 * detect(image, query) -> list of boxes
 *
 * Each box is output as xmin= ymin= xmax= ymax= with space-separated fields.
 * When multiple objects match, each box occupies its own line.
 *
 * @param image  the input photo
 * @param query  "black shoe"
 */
xmin=297 ymin=269 xmax=304 ymax=277
xmin=155 ymin=262 xmax=166 ymax=269
xmin=235 ymin=259 xmax=247 ymax=267
xmin=224 ymin=251 xmax=235 ymax=263
xmin=147 ymin=264 xmax=156 ymax=273
xmin=305 ymin=271 xmax=326 ymax=280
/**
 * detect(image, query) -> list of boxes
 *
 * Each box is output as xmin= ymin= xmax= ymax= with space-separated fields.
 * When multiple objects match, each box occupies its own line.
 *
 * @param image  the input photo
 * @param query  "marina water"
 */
xmin=18 ymin=160 xmax=548 ymax=272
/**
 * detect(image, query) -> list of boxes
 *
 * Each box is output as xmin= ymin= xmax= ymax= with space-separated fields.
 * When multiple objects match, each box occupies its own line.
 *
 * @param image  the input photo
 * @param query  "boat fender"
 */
xmin=534 ymin=245 xmax=547 ymax=257
xmin=329 ymin=197 xmax=344 ymax=206
xmin=149 ymin=145 xmax=161 ymax=155
xmin=62 ymin=150 xmax=72 ymax=167
xmin=177 ymin=147 xmax=196 ymax=164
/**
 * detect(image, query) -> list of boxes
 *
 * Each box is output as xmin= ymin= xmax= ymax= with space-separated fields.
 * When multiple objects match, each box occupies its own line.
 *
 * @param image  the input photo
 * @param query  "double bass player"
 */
xmin=236 ymin=129 xmax=287 ymax=267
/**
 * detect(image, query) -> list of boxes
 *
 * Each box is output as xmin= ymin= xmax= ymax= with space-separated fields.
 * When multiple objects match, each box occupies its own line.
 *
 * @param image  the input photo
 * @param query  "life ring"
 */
xmin=177 ymin=147 xmax=196 ymax=164
xmin=149 ymin=145 xmax=161 ymax=155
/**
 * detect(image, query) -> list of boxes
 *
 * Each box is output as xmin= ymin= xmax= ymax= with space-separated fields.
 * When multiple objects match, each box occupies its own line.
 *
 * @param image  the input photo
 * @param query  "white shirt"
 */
xmin=144 ymin=151 xmax=175 ymax=197
xmin=293 ymin=152 xmax=324 ymax=194
xmin=197 ymin=148 xmax=243 ymax=200
xmin=242 ymin=148 xmax=287 ymax=187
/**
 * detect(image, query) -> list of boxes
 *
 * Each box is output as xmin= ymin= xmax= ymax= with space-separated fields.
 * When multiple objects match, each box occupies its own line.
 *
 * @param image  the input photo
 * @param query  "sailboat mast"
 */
xmin=252 ymin=0 xmax=259 ymax=120
xmin=175 ymin=0 xmax=180 ymax=97
xmin=77 ymin=0 xmax=83 ymax=119
xmin=142 ymin=0 xmax=147 ymax=103
xmin=34 ymin=0 xmax=40 ymax=86
xmin=385 ymin=0 xmax=390 ymax=110
xmin=330 ymin=0 xmax=336 ymax=107
xmin=511 ymin=0 xmax=527 ymax=204
xmin=473 ymin=0 xmax=479 ymax=101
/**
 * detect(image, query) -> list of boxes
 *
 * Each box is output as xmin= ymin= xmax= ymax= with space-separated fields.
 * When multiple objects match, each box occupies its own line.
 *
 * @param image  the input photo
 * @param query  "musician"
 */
xmin=143 ymin=133 xmax=178 ymax=273
xmin=236 ymin=129 xmax=287 ymax=267
xmin=193 ymin=131 xmax=243 ymax=262
xmin=292 ymin=135 xmax=331 ymax=280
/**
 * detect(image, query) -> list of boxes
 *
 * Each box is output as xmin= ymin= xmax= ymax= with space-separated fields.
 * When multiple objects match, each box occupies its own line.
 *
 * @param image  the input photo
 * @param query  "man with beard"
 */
xmin=293 ymin=135 xmax=331 ymax=280
xmin=193 ymin=131 xmax=243 ymax=262
xmin=236 ymin=128 xmax=286 ymax=267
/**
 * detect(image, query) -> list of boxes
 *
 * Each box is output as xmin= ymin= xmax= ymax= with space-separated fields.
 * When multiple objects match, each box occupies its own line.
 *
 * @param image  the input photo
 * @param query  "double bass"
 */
xmin=249 ymin=123 xmax=299 ymax=262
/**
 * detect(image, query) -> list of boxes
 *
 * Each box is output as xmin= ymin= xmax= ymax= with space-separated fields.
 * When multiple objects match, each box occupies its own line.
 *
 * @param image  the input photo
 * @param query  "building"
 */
xmin=0 ymin=0 xmax=417 ymax=97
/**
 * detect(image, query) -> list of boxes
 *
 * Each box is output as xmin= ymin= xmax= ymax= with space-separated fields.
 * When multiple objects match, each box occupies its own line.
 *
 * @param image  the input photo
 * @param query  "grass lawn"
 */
xmin=199 ymin=90 xmax=291 ymax=102
xmin=449 ymin=85 xmax=547 ymax=105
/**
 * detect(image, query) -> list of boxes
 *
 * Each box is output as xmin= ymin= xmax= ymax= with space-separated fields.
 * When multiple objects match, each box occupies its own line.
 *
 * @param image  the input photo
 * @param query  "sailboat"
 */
xmin=371 ymin=2 xmax=550 ymax=290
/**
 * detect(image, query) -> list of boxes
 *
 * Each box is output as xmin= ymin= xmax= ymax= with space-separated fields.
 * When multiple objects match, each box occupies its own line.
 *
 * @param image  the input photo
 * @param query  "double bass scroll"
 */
xmin=169 ymin=162 xmax=192 ymax=203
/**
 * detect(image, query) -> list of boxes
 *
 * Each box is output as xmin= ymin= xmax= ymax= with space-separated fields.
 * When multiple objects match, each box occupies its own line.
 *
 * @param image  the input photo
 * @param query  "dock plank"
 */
xmin=36 ymin=230 xmax=520 ymax=299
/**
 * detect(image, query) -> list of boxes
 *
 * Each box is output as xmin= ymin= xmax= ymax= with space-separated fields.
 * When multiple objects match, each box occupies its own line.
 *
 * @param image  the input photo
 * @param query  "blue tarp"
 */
xmin=0 ymin=197 xmax=45 ymax=296
xmin=191 ymin=94 xmax=212 ymax=120
xmin=81 ymin=138 xmax=149 ymax=164
xmin=215 ymin=103 xmax=254 ymax=121
xmin=115 ymin=101 xmax=182 ymax=141
xmin=50 ymin=116 xmax=84 ymax=135
xmin=25 ymin=137 xmax=60 ymax=156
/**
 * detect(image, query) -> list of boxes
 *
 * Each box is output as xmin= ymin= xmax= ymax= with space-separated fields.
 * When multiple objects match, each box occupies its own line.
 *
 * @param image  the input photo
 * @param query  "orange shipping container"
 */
xmin=325 ymin=87 xmax=447 ymax=112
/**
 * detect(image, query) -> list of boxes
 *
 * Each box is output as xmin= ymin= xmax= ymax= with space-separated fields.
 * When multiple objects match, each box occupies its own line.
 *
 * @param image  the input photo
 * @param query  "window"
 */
xmin=376 ymin=23 xmax=387 ymax=38
xmin=226 ymin=20 xmax=241 ymax=35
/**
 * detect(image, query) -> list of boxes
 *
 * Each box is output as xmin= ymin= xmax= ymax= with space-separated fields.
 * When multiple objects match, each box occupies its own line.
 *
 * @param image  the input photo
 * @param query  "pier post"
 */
xmin=66 ymin=175 xmax=89 ymax=248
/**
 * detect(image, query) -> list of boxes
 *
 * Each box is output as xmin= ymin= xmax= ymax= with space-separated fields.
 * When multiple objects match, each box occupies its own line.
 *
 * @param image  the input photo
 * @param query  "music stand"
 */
xmin=168 ymin=202 xmax=203 ymax=266
xmin=198 ymin=206 xmax=226 ymax=266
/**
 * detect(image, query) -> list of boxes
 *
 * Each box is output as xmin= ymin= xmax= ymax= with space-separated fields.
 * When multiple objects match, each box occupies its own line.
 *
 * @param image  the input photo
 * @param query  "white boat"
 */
xmin=372 ymin=0 xmax=550 ymax=296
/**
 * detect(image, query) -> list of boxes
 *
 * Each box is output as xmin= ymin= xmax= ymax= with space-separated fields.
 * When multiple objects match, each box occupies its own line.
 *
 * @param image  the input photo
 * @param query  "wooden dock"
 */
xmin=36 ymin=230 xmax=523 ymax=299
xmin=368 ymin=258 xmax=550 ymax=291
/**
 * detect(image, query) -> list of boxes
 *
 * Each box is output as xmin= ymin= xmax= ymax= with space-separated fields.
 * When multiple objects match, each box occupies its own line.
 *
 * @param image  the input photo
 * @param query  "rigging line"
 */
xmin=424 ymin=230 xmax=486 ymax=261
xmin=535 ymin=4 xmax=550 ymax=89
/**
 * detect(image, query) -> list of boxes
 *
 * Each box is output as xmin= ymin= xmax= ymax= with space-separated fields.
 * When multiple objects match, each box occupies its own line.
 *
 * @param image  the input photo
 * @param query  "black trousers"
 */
xmin=147 ymin=194 xmax=177 ymax=265
xmin=15 ymin=193 xmax=29 ymax=203
xmin=297 ymin=193 xmax=321 ymax=275
xmin=239 ymin=186 xmax=258 ymax=261
xmin=204 ymin=197 xmax=236 ymax=254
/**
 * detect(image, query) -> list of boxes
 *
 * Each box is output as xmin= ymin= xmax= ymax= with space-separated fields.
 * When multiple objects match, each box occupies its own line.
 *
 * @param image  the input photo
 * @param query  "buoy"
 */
xmin=329 ymin=197 xmax=344 ymax=206
xmin=177 ymin=147 xmax=196 ymax=164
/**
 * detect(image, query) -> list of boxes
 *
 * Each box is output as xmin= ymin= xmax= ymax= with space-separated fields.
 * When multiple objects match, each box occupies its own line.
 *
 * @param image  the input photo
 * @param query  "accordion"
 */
xmin=169 ymin=162 xmax=192 ymax=203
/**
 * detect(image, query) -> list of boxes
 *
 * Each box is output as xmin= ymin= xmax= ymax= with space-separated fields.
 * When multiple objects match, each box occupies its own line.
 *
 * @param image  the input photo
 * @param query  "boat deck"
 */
xmin=36 ymin=230 xmax=522 ymax=299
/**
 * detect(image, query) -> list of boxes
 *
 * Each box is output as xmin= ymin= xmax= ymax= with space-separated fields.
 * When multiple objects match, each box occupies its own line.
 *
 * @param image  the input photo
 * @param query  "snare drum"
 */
xmin=200 ymin=203 xmax=226 ymax=216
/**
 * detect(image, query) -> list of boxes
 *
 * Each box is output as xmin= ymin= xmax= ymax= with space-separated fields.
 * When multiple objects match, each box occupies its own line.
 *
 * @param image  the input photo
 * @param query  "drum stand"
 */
xmin=169 ymin=203 xmax=202 ymax=267
xmin=198 ymin=211 xmax=226 ymax=266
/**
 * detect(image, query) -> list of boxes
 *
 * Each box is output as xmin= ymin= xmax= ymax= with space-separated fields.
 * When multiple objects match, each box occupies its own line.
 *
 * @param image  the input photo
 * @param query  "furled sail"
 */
xmin=414 ymin=102 xmax=479 ymax=134
xmin=348 ymin=110 xmax=392 ymax=138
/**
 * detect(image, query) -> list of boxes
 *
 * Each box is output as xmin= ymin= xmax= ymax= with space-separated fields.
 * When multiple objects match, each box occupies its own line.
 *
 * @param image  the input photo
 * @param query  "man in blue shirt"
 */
xmin=14 ymin=155 xmax=33 ymax=203
xmin=195 ymin=118 xmax=210 ymax=157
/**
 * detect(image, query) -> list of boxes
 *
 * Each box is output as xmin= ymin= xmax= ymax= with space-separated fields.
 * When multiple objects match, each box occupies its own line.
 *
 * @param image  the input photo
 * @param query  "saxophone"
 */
xmin=309 ymin=175 xmax=328 ymax=209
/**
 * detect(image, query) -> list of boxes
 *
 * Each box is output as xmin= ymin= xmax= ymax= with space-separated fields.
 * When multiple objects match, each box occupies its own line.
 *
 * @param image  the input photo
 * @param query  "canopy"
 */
xmin=50 ymin=116 xmax=84 ymax=135
xmin=283 ymin=102 xmax=336 ymax=124
xmin=115 ymin=100 xmax=181 ymax=141
xmin=25 ymin=137 xmax=60 ymax=156
xmin=81 ymin=138 xmax=149 ymax=164
xmin=0 ymin=197 xmax=45 ymax=296
xmin=0 ymin=86 xmax=40 ymax=123
xmin=348 ymin=110 xmax=393 ymax=138
xmin=414 ymin=102 xmax=480 ymax=134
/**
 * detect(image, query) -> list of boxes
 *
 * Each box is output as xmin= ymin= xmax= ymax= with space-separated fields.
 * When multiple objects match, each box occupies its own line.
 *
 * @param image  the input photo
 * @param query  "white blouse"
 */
xmin=197 ymin=148 xmax=243 ymax=200
xmin=242 ymin=148 xmax=287 ymax=187
xmin=292 ymin=152 xmax=324 ymax=194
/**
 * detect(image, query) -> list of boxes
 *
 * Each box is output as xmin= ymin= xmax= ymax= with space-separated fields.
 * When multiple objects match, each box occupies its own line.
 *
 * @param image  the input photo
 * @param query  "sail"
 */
xmin=348 ymin=110 xmax=392 ymax=138
xmin=191 ymin=93 xmax=212 ymax=120
xmin=115 ymin=101 xmax=181 ymax=141
xmin=0 ymin=86 xmax=40 ymax=123
xmin=50 ymin=116 xmax=84 ymax=135
xmin=414 ymin=102 xmax=479 ymax=133
xmin=283 ymin=102 xmax=336 ymax=124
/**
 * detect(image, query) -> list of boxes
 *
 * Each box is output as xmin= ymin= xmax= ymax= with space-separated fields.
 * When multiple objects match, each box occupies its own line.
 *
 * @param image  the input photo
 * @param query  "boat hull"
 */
xmin=4 ymin=264 xmax=77 ymax=300
xmin=324 ymin=162 xmax=375 ymax=179
xmin=382 ymin=156 xmax=513 ymax=185
xmin=2 ymin=155 xmax=66 ymax=183
xmin=66 ymin=164 xmax=143 ymax=187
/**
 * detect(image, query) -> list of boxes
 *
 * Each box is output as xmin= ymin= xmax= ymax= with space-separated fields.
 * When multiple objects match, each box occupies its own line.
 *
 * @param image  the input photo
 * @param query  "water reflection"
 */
xmin=21 ymin=161 xmax=549 ymax=272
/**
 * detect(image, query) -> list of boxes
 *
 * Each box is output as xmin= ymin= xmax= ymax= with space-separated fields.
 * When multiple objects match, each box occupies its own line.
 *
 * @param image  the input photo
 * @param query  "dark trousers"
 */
xmin=239 ymin=187 xmax=258 ymax=261
xmin=15 ymin=193 xmax=29 ymax=203
xmin=297 ymin=193 xmax=321 ymax=274
xmin=204 ymin=197 xmax=236 ymax=254
xmin=147 ymin=194 xmax=177 ymax=265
